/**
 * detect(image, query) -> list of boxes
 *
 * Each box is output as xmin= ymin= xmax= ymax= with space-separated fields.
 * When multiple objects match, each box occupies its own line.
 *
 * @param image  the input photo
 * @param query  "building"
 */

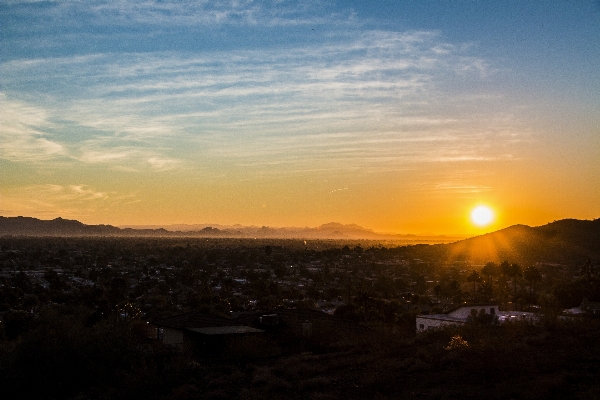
xmin=564 ymin=298 xmax=600 ymax=315
xmin=416 ymin=304 xmax=536 ymax=332
xmin=150 ymin=311 xmax=265 ymax=355
xmin=151 ymin=308 xmax=368 ymax=356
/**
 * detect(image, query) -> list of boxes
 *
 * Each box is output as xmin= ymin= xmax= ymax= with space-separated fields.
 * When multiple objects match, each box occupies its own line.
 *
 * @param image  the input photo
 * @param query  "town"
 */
xmin=1 ymin=235 xmax=600 ymax=399
xmin=2 ymin=236 xmax=594 ymax=328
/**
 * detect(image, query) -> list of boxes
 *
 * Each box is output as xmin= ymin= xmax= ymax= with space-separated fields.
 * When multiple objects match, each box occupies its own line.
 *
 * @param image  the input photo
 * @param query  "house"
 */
xmin=565 ymin=298 xmax=600 ymax=315
xmin=416 ymin=304 xmax=499 ymax=332
xmin=416 ymin=304 xmax=536 ymax=332
xmin=151 ymin=308 xmax=367 ymax=356
xmin=150 ymin=311 xmax=265 ymax=355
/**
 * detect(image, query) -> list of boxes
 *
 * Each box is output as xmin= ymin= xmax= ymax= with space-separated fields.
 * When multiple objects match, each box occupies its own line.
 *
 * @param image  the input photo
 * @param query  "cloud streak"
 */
xmin=1 ymin=0 xmax=354 ymax=36
xmin=0 ymin=184 xmax=137 ymax=219
xmin=0 ymin=28 xmax=519 ymax=177
xmin=0 ymin=94 xmax=66 ymax=161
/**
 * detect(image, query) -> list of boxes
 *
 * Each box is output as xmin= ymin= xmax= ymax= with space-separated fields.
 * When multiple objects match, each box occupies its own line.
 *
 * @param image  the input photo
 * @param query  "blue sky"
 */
xmin=1 ymin=0 xmax=599 ymax=233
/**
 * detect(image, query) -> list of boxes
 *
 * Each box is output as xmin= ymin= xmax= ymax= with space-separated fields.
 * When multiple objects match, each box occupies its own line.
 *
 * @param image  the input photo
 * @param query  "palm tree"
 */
xmin=500 ymin=261 xmax=521 ymax=298
xmin=466 ymin=270 xmax=481 ymax=298
xmin=481 ymin=262 xmax=498 ymax=284
xmin=479 ymin=279 xmax=494 ymax=302
xmin=523 ymin=265 xmax=542 ymax=299
xmin=499 ymin=260 xmax=511 ymax=279
xmin=510 ymin=263 xmax=522 ymax=298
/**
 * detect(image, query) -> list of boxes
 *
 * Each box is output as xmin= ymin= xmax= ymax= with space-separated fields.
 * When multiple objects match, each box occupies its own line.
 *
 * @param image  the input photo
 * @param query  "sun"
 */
xmin=471 ymin=205 xmax=494 ymax=227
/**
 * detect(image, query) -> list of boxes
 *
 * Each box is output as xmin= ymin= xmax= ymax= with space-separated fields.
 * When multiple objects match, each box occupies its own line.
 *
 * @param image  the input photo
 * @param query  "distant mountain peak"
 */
xmin=317 ymin=222 xmax=374 ymax=232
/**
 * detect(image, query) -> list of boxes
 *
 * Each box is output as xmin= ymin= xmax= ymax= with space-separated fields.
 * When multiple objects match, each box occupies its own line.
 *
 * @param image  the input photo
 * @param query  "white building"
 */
xmin=416 ymin=304 xmax=535 ymax=332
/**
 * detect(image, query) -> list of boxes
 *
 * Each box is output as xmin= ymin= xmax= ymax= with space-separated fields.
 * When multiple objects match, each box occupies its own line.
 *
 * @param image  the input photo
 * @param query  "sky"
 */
xmin=1 ymin=0 xmax=599 ymax=235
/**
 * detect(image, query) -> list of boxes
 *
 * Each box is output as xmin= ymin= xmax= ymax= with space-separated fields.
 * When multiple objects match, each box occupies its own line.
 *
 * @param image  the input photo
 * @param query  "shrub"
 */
xmin=444 ymin=335 xmax=469 ymax=350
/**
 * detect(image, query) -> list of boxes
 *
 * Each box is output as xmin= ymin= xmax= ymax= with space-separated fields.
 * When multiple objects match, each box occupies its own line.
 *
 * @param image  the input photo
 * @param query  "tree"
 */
xmin=447 ymin=279 xmax=463 ymax=303
xmin=467 ymin=308 xmax=498 ymax=326
xmin=415 ymin=274 xmax=427 ymax=295
xmin=467 ymin=270 xmax=481 ymax=296
xmin=510 ymin=263 xmax=522 ymax=298
xmin=523 ymin=265 xmax=542 ymax=300
xmin=478 ymin=279 xmax=494 ymax=302
xmin=581 ymin=257 xmax=595 ymax=281
xmin=481 ymin=262 xmax=498 ymax=284
xmin=500 ymin=261 xmax=522 ymax=298
xmin=499 ymin=261 xmax=511 ymax=277
xmin=433 ymin=284 xmax=442 ymax=302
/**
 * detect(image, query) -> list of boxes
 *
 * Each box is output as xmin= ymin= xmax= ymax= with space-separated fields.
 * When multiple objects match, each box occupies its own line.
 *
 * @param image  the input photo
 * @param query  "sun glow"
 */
xmin=471 ymin=205 xmax=494 ymax=227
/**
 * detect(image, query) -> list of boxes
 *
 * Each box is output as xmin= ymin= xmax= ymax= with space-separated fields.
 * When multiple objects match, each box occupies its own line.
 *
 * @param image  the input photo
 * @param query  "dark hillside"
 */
xmin=443 ymin=218 xmax=600 ymax=264
xmin=0 ymin=216 xmax=120 ymax=236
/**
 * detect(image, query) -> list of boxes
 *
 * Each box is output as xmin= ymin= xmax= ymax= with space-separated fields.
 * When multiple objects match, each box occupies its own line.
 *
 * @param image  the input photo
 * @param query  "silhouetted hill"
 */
xmin=443 ymin=218 xmax=600 ymax=264
xmin=0 ymin=216 xmax=121 ymax=236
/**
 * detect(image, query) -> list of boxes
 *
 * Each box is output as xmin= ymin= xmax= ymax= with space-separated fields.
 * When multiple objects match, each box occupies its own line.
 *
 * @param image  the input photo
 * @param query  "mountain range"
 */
xmin=0 ymin=216 xmax=463 ymax=242
xmin=1 ymin=216 xmax=599 ymax=264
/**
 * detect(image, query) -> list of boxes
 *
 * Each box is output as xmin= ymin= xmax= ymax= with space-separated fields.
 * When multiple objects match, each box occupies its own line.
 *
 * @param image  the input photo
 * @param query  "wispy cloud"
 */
xmin=409 ymin=182 xmax=493 ymax=195
xmin=0 ymin=184 xmax=136 ymax=218
xmin=0 ymin=94 xmax=66 ymax=161
xmin=2 ymin=0 xmax=353 ymax=30
xmin=1 ymin=23 xmax=523 ymax=177
xmin=75 ymin=145 xmax=182 ymax=171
